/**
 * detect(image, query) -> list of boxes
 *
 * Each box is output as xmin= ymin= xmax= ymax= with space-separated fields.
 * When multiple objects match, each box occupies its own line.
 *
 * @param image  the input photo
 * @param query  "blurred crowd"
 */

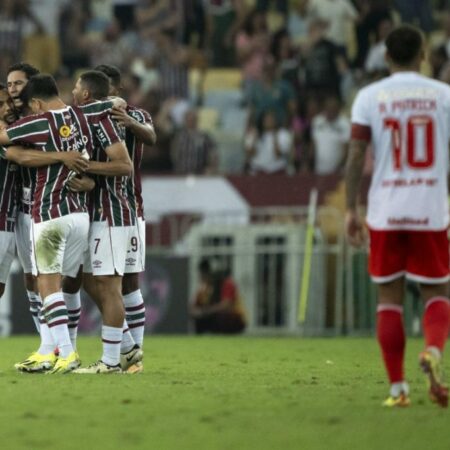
xmin=1 ymin=0 xmax=450 ymax=176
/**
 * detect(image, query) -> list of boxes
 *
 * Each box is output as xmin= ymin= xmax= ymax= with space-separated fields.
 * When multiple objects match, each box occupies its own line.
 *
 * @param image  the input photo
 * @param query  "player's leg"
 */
xmin=369 ymin=228 xmax=410 ymax=406
xmin=122 ymin=218 xmax=146 ymax=349
xmin=408 ymin=230 xmax=450 ymax=407
xmin=62 ymin=267 xmax=83 ymax=351
xmin=16 ymin=212 xmax=42 ymax=333
xmin=75 ymin=222 xmax=126 ymax=373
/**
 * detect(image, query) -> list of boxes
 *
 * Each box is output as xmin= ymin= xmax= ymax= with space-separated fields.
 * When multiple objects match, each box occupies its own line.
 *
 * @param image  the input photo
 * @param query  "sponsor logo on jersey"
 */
xmin=59 ymin=125 xmax=71 ymax=138
xmin=93 ymin=259 xmax=102 ymax=268
xmin=126 ymin=257 xmax=136 ymax=265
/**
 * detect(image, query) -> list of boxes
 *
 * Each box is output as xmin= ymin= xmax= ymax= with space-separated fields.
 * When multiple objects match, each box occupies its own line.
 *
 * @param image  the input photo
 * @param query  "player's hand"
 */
xmin=68 ymin=175 xmax=95 ymax=192
xmin=345 ymin=210 xmax=366 ymax=247
xmin=109 ymin=96 xmax=127 ymax=110
xmin=110 ymin=106 xmax=133 ymax=127
xmin=59 ymin=151 xmax=89 ymax=174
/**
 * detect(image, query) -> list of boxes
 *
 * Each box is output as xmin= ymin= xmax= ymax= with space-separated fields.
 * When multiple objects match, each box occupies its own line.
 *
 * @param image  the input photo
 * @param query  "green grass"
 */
xmin=0 ymin=336 xmax=448 ymax=450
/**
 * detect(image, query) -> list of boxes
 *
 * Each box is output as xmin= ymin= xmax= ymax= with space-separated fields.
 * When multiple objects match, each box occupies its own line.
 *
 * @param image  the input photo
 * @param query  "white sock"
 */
xmin=27 ymin=290 xmax=42 ymax=333
xmin=121 ymin=320 xmax=136 ymax=354
xmin=390 ymin=381 xmax=409 ymax=397
xmin=37 ymin=310 xmax=55 ymax=355
xmin=123 ymin=290 xmax=145 ymax=348
xmin=64 ymin=291 xmax=81 ymax=351
xmin=101 ymin=325 xmax=122 ymax=366
xmin=426 ymin=346 xmax=442 ymax=360
xmin=43 ymin=292 xmax=73 ymax=358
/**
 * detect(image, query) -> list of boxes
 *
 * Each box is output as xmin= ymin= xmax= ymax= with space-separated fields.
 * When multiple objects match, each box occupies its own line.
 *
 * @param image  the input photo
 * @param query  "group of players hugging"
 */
xmin=0 ymin=62 xmax=156 ymax=374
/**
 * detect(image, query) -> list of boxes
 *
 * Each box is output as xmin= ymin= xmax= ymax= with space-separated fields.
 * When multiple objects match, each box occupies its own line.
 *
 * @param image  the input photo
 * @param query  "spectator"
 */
xmin=112 ymin=0 xmax=138 ymax=31
xmin=190 ymin=259 xmax=246 ymax=335
xmin=309 ymin=0 xmax=359 ymax=54
xmin=204 ymin=0 xmax=246 ymax=67
xmin=244 ymin=110 xmax=293 ymax=175
xmin=393 ymin=0 xmax=434 ymax=33
xmin=171 ymin=108 xmax=218 ymax=175
xmin=364 ymin=16 xmax=393 ymax=78
xmin=152 ymin=31 xmax=194 ymax=102
xmin=287 ymin=0 xmax=312 ymax=44
xmin=310 ymin=95 xmax=350 ymax=175
xmin=247 ymin=58 xmax=297 ymax=126
xmin=430 ymin=12 xmax=450 ymax=80
xmin=353 ymin=0 xmax=392 ymax=69
xmin=60 ymin=0 xmax=91 ymax=74
xmin=0 ymin=0 xmax=28 ymax=76
xmin=182 ymin=0 xmax=206 ymax=48
xmin=271 ymin=28 xmax=301 ymax=90
xmin=236 ymin=9 xmax=271 ymax=99
xmin=136 ymin=0 xmax=182 ymax=40
xmin=301 ymin=19 xmax=349 ymax=101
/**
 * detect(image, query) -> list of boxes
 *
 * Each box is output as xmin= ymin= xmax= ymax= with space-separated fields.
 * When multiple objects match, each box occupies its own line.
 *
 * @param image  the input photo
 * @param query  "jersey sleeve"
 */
xmin=92 ymin=114 xmax=123 ymax=149
xmin=6 ymin=116 xmax=49 ymax=147
xmin=351 ymin=89 xmax=371 ymax=126
xmin=131 ymin=107 xmax=154 ymax=126
xmin=80 ymin=100 xmax=114 ymax=116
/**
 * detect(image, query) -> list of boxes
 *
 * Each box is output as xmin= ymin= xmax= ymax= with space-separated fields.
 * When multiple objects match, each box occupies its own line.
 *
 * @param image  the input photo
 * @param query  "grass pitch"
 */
xmin=0 ymin=336 xmax=448 ymax=450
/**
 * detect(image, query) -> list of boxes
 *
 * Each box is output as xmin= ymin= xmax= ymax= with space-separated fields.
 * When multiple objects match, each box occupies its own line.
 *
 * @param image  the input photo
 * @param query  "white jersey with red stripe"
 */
xmin=351 ymin=71 xmax=450 ymax=230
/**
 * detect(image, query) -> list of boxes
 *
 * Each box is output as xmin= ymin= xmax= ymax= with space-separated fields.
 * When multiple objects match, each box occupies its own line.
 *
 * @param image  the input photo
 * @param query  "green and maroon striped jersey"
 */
xmin=6 ymin=106 xmax=97 ymax=223
xmin=0 ymin=149 xmax=18 ymax=231
xmin=18 ymin=166 xmax=35 ymax=214
xmin=81 ymin=101 xmax=136 ymax=227
xmin=125 ymin=105 xmax=153 ymax=219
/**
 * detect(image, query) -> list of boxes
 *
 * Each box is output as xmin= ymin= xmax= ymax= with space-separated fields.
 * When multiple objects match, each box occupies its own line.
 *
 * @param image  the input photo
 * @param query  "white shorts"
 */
xmin=83 ymin=221 xmax=134 ymax=276
xmin=31 ymin=213 xmax=90 ymax=277
xmin=0 ymin=230 xmax=16 ymax=283
xmin=15 ymin=212 xmax=33 ymax=274
xmin=124 ymin=217 xmax=146 ymax=274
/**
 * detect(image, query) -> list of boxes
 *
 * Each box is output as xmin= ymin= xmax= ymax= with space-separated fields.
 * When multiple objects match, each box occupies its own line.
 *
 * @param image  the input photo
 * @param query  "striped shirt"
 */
xmin=125 ymin=105 xmax=153 ymax=219
xmin=5 ymin=106 xmax=116 ymax=223
xmin=0 ymin=151 xmax=18 ymax=231
xmin=81 ymin=101 xmax=135 ymax=227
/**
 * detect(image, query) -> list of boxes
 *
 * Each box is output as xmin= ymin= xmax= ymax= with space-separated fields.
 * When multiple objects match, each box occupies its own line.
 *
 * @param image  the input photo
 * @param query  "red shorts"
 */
xmin=368 ymin=228 xmax=450 ymax=284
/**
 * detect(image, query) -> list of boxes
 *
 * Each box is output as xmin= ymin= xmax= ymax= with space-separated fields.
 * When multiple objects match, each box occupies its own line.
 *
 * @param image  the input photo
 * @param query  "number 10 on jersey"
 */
xmin=384 ymin=115 xmax=434 ymax=170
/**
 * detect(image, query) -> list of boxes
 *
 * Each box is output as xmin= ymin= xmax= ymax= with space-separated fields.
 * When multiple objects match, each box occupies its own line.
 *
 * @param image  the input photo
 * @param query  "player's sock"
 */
xmin=377 ymin=304 xmax=406 ymax=386
xmin=390 ymin=381 xmax=410 ymax=398
xmin=43 ymin=292 xmax=73 ymax=358
xmin=121 ymin=320 xmax=136 ymax=354
xmin=27 ymin=290 xmax=42 ymax=333
xmin=101 ymin=325 xmax=122 ymax=366
xmin=37 ymin=310 xmax=55 ymax=355
xmin=63 ymin=291 xmax=81 ymax=351
xmin=423 ymin=297 xmax=450 ymax=355
xmin=123 ymin=290 xmax=145 ymax=348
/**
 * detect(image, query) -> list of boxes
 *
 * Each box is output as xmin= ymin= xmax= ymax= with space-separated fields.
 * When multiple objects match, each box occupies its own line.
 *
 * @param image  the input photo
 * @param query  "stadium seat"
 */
xmin=197 ymin=107 xmax=220 ymax=133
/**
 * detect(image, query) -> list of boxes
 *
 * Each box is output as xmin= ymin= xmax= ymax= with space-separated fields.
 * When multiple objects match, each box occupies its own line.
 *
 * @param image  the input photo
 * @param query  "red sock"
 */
xmin=423 ymin=297 xmax=450 ymax=352
xmin=377 ymin=305 xmax=405 ymax=384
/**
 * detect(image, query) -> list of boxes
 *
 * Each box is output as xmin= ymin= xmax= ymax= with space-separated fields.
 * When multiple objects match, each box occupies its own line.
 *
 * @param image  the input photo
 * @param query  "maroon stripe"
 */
xmin=102 ymin=339 xmax=122 ymax=344
xmin=45 ymin=301 xmax=66 ymax=312
xmin=126 ymin=303 xmax=145 ymax=312
xmin=68 ymin=324 xmax=78 ymax=328
xmin=128 ymin=322 xmax=145 ymax=329
xmin=68 ymin=308 xmax=81 ymax=314
xmin=123 ymin=328 xmax=129 ymax=333
xmin=48 ymin=319 xmax=69 ymax=328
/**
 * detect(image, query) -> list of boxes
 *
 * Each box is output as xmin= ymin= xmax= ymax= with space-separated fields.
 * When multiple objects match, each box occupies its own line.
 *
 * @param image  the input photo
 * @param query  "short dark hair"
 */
xmin=7 ymin=62 xmax=40 ymax=79
xmin=79 ymin=70 xmax=110 ymax=100
xmin=94 ymin=64 xmax=121 ymax=89
xmin=21 ymin=74 xmax=59 ymax=103
xmin=386 ymin=25 xmax=423 ymax=66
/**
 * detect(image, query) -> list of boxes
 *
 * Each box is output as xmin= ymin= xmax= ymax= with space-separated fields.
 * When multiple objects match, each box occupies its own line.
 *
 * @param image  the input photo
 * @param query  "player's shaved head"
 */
xmin=94 ymin=64 xmax=122 ymax=94
xmin=385 ymin=25 xmax=423 ymax=67
xmin=22 ymin=74 xmax=59 ymax=104
xmin=79 ymin=70 xmax=110 ymax=100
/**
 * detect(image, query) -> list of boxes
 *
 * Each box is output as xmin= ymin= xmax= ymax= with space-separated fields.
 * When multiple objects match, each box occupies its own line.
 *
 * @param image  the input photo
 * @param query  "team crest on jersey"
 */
xmin=59 ymin=125 xmax=71 ymax=138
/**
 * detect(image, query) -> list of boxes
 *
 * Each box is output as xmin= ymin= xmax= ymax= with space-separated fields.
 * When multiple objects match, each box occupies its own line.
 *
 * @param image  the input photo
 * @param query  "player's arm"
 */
xmin=0 ymin=129 xmax=11 ymax=145
xmin=87 ymin=141 xmax=132 ymax=177
xmin=110 ymin=107 xmax=156 ymax=145
xmin=345 ymin=135 xmax=368 ymax=247
xmin=68 ymin=175 xmax=96 ymax=192
xmin=1 ymin=146 xmax=89 ymax=172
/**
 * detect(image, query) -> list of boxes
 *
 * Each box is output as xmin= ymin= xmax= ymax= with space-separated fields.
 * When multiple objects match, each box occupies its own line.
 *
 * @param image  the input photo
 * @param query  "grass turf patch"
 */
xmin=0 ymin=336 xmax=447 ymax=450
